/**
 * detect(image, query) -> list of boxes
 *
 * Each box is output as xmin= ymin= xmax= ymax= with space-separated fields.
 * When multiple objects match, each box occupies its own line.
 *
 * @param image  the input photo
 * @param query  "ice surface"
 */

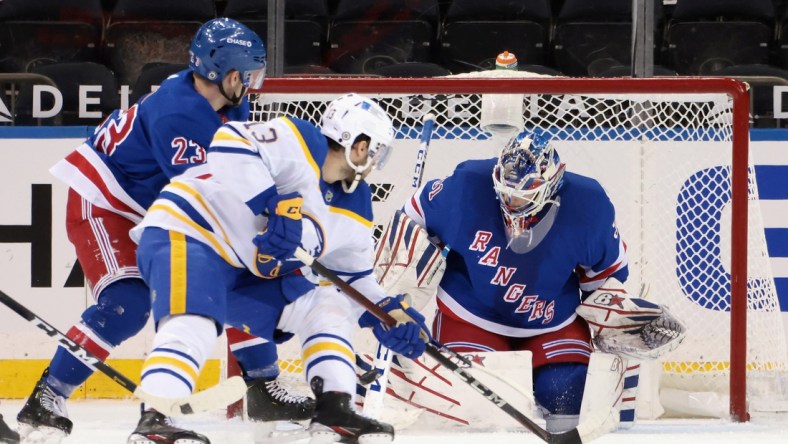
xmin=1 ymin=399 xmax=787 ymax=444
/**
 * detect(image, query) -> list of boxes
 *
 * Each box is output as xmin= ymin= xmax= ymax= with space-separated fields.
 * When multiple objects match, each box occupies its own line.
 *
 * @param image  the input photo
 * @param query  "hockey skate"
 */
xmin=127 ymin=408 xmax=209 ymax=444
xmin=245 ymin=378 xmax=315 ymax=443
xmin=308 ymin=377 xmax=394 ymax=444
xmin=0 ymin=414 xmax=19 ymax=444
xmin=16 ymin=369 xmax=72 ymax=443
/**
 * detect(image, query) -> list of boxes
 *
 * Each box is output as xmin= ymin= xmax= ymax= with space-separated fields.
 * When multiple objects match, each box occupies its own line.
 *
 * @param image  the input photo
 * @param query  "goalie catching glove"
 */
xmin=575 ymin=278 xmax=687 ymax=360
xmin=358 ymin=294 xmax=431 ymax=359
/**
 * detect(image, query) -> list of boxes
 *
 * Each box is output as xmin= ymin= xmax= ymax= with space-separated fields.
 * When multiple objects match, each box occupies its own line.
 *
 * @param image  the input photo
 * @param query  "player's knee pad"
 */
xmin=533 ymin=362 xmax=587 ymax=415
xmin=81 ymin=278 xmax=151 ymax=346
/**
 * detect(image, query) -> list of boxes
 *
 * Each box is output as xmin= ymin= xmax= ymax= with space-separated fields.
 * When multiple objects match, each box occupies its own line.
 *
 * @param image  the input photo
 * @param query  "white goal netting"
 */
xmin=247 ymin=73 xmax=788 ymax=420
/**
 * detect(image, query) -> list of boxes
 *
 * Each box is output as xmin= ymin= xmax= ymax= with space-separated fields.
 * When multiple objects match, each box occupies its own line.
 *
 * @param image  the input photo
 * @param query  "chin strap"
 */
xmin=341 ymin=172 xmax=362 ymax=193
xmin=219 ymin=82 xmax=246 ymax=106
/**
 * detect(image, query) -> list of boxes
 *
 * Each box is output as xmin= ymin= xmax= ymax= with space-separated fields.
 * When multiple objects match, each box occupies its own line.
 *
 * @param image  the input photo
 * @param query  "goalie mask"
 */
xmin=320 ymin=93 xmax=395 ymax=193
xmin=492 ymin=129 xmax=565 ymax=247
xmin=189 ymin=18 xmax=267 ymax=103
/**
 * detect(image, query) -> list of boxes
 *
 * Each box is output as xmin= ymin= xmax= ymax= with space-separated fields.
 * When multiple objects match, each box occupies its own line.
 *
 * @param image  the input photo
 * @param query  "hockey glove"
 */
xmin=358 ymin=294 xmax=431 ymax=359
xmin=253 ymin=192 xmax=304 ymax=277
xmin=576 ymin=278 xmax=687 ymax=360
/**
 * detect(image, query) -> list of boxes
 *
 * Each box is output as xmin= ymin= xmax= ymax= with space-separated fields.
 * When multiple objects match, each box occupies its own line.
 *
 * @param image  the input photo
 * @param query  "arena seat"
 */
xmin=103 ymin=0 xmax=215 ymax=85
xmin=440 ymin=0 xmax=551 ymax=73
xmin=553 ymin=0 xmax=663 ymax=77
xmin=662 ymin=0 xmax=774 ymax=75
xmin=326 ymin=0 xmax=440 ymax=74
xmin=0 ymin=0 xmax=104 ymax=72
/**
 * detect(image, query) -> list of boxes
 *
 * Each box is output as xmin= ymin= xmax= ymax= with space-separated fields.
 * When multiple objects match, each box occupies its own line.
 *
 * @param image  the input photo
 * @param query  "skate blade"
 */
xmin=254 ymin=420 xmax=310 ymax=444
xmin=357 ymin=433 xmax=394 ymax=444
xmin=127 ymin=433 xmax=208 ymax=444
xmin=307 ymin=425 xmax=393 ymax=444
xmin=18 ymin=423 xmax=68 ymax=444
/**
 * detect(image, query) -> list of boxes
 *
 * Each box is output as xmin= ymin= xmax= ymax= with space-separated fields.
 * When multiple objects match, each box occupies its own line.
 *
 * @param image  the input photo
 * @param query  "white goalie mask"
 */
xmin=320 ymin=93 xmax=395 ymax=193
xmin=492 ymin=129 xmax=565 ymax=247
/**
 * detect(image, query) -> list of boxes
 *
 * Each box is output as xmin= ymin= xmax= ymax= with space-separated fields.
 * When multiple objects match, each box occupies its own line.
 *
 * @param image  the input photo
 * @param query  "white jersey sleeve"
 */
xmin=208 ymin=118 xmax=325 ymax=216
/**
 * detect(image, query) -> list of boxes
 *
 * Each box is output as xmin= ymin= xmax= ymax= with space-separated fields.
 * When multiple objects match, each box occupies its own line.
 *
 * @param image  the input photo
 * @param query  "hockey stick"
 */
xmin=362 ymin=112 xmax=437 ymax=418
xmin=294 ymin=248 xmax=597 ymax=444
xmin=0 ymin=289 xmax=247 ymax=417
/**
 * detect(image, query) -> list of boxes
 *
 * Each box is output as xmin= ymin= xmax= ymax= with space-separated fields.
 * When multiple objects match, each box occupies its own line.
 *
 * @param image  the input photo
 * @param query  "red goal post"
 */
xmin=245 ymin=75 xmax=786 ymax=422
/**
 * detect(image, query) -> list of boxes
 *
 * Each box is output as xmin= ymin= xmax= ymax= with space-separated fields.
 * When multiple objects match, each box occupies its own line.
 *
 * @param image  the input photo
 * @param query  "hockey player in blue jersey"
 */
xmin=402 ymin=129 xmax=685 ymax=433
xmin=15 ymin=18 xmax=313 ymax=443
xmin=128 ymin=93 xmax=428 ymax=443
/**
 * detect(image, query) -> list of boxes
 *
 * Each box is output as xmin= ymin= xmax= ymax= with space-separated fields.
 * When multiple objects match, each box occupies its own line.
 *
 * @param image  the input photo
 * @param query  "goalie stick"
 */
xmin=0 ymin=289 xmax=247 ymax=417
xmin=362 ymin=112 xmax=437 ymax=418
xmin=294 ymin=247 xmax=613 ymax=444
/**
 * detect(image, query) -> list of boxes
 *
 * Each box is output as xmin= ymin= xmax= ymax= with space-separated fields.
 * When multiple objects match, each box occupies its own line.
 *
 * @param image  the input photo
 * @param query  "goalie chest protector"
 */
xmin=411 ymin=159 xmax=628 ymax=333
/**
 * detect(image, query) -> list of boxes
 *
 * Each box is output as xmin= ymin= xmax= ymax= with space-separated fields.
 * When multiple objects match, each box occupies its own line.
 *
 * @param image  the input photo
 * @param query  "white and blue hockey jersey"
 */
xmin=404 ymin=158 xmax=628 ymax=337
xmin=131 ymin=117 xmax=328 ymax=275
xmin=131 ymin=117 xmax=386 ymax=307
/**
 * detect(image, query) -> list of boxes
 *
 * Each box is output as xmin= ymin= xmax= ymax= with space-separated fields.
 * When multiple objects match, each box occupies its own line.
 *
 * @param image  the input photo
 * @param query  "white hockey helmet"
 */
xmin=492 ymin=129 xmax=565 ymax=246
xmin=320 ymin=93 xmax=395 ymax=193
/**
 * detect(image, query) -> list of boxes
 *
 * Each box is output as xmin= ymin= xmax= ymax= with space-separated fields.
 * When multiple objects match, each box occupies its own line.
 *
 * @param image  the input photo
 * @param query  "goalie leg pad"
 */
xmin=578 ymin=353 xmax=624 ymax=435
xmin=619 ymin=362 xmax=640 ymax=428
xmin=374 ymin=210 xmax=446 ymax=311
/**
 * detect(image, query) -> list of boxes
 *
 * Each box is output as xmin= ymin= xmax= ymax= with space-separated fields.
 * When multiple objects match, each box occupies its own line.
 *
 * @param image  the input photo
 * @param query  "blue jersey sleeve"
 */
xmin=413 ymin=159 xmax=497 ymax=243
xmin=566 ymin=177 xmax=629 ymax=292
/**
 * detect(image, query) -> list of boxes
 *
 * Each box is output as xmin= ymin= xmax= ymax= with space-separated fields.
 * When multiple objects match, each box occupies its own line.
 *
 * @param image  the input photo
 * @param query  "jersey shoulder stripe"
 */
xmin=329 ymin=206 xmax=373 ymax=228
xmin=282 ymin=117 xmax=325 ymax=180
xmin=322 ymin=181 xmax=373 ymax=227
xmin=209 ymin=124 xmax=257 ymax=156
xmin=158 ymin=190 xmax=213 ymax=232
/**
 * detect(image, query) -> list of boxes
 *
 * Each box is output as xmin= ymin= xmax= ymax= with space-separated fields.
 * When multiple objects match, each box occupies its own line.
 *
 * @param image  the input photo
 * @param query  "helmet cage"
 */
xmin=320 ymin=94 xmax=395 ymax=192
xmin=492 ymin=131 xmax=565 ymax=240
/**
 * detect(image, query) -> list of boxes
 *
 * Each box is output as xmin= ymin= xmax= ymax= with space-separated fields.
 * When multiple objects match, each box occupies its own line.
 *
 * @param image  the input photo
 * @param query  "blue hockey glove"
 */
xmin=358 ymin=295 xmax=431 ymax=359
xmin=253 ymin=192 xmax=303 ymax=277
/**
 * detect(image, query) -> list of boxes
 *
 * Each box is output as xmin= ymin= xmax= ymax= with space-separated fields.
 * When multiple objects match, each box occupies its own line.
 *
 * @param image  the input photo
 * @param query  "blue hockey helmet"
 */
xmin=492 ymin=129 xmax=565 ymax=244
xmin=189 ymin=18 xmax=267 ymax=89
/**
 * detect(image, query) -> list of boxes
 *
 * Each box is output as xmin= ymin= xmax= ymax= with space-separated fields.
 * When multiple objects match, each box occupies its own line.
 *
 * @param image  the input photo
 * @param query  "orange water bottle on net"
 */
xmin=495 ymin=50 xmax=518 ymax=70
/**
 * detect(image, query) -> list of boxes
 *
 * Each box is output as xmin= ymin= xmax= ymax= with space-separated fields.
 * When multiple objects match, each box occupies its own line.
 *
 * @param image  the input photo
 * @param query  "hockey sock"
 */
xmin=533 ymin=362 xmax=587 ymax=415
xmin=302 ymin=333 xmax=357 ymax=394
xmin=48 ymin=279 xmax=151 ymax=397
xmin=226 ymin=327 xmax=279 ymax=381
xmin=141 ymin=314 xmax=219 ymax=398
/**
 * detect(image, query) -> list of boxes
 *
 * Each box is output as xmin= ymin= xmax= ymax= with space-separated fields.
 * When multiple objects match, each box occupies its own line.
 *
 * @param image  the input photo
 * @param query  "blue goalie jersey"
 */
xmin=404 ymin=158 xmax=629 ymax=337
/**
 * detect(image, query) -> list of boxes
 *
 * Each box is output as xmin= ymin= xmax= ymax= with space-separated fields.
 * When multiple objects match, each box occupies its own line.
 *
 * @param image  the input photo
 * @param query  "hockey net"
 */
xmin=245 ymin=73 xmax=788 ymax=421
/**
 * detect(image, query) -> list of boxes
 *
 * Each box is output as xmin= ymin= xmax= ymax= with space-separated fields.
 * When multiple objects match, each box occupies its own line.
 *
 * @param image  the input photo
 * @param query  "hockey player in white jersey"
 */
xmin=15 ymin=18 xmax=309 ymax=444
xmin=128 ymin=93 xmax=430 ymax=443
xmin=400 ymin=129 xmax=686 ymax=433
